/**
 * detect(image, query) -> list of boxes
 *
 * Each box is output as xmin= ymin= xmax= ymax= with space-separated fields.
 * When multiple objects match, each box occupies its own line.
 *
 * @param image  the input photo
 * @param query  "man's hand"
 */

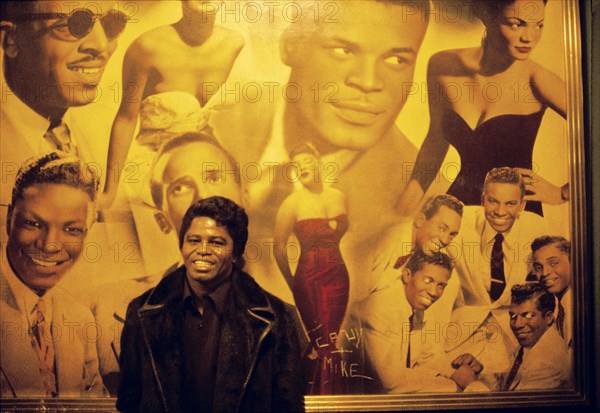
xmin=451 ymin=353 xmax=483 ymax=375
xmin=450 ymin=364 xmax=478 ymax=390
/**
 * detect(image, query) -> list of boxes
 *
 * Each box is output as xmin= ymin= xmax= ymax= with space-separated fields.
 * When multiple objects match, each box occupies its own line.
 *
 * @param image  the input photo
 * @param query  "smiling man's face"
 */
xmin=533 ymin=243 xmax=571 ymax=295
xmin=180 ymin=216 xmax=236 ymax=293
xmin=7 ymin=183 xmax=93 ymax=290
xmin=6 ymin=1 xmax=120 ymax=112
xmin=509 ymin=299 xmax=553 ymax=348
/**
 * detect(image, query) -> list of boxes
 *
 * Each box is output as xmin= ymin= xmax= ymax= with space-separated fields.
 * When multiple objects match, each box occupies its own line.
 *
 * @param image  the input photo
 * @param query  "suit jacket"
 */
xmin=89 ymin=275 xmax=163 ymax=396
xmin=342 ymin=279 xmax=458 ymax=393
xmin=116 ymin=266 xmax=303 ymax=413
xmin=467 ymin=326 xmax=572 ymax=392
xmin=0 ymin=262 xmax=105 ymax=397
xmin=447 ymin=206 xmax=550 ymax=350
xmin=508 ymin=327 xmax=571 ymax=390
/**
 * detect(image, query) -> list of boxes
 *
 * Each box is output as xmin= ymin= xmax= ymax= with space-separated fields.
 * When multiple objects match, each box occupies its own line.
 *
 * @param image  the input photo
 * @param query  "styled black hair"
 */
xmin=420 ymin=194 xmax=464 ymax=220
xmin=483 ymin=167 xmax=526 ymax=199
xmin=531 ymin=235 xmax=571 ymax=259
xmin=511 ymin=283 xmax=555 ymax=314
xmin=12 ymin=151 xmax=99 ymax=205
xmin=405 ymin=248 xmax=454 ymax=274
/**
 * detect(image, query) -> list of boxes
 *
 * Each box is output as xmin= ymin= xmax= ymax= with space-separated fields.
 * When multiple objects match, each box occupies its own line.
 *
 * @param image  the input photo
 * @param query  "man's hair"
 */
xmin=285 ymin=0 xmax=430 ymax=37
xmin=1 ymin=1 xmax=38 ymax=21
xmin=11 ymin=151 xmax=100 ymax=206
xmin=511 ymin=283 xmax=555 ymax=314
xmin=406 ymin=248 xmax=454 ymax=274
xmin=531 ymin=235 xmax=571 ymax=259
xmin=289 ymin=142 xmax=320 ymax=160
xmin=178 ymin=196 xmax=249 ymax=268
xmin=483 ymin=167 xmax=525 ymax=199
xmin=472 ymin=0 xmax=548 ymax=24
xmin=150 ymin=131 xmax=241 ymax=209
xmin=420 ymin=194 xmax=464 ymax=220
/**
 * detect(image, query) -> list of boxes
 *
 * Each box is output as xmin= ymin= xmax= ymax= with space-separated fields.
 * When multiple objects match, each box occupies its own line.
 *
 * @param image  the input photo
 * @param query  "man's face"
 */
xmin=402 ymin=263 xmax=450 ymax=311
xmin=414 ymin=206 xmax=462 ymax=255
xmin=161 ymin=142 xmax=244 ymax=233
xmin=9 ymin=1 xmax=120 ymax=109
xmin=283 ymin=1 xmax=427 ymax=152
xmin=509 ymin=299 xmax=553 ymax=348
xmin=6 ymin=183 xmax=93 ymax=290
xmin=181 ymin=216 xmax=236 ymax=292
xmin=482 ymin=183 xmax=525 ymax=233
xmin=533 ymin=244 xmax=571 ymax=295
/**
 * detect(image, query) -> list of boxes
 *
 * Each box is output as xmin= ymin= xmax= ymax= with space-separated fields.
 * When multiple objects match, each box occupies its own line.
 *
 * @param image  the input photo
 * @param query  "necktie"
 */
xmin=556 ymin=300 xmax=565 ymax=338
xmin=44 ymin=121 xmax=77 ymax=154
xmin=30 ymin=299 xmax=57 ymax=397
xmin=406 ymin=312 xmax=414 ymax=368
xmin=503 ymin=347 xmax=524 ymax=391
xmin=490 ymin=233 xmax=505 ymax=301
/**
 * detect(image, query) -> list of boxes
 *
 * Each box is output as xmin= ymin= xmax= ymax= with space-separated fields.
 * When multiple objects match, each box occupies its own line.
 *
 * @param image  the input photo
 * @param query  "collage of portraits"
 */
xmin=0 ymin=0 xmax=583 ymax=411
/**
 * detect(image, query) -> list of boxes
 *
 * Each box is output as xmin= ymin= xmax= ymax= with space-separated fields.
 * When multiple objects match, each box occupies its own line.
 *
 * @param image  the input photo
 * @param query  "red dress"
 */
xmin=293 ymin=214 xmax=350 ymax=395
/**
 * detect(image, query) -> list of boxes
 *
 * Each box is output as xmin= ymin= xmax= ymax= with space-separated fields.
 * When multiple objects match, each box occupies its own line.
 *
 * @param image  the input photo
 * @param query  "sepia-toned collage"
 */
xmin=0 ymin=0 xmax=592 ymax=411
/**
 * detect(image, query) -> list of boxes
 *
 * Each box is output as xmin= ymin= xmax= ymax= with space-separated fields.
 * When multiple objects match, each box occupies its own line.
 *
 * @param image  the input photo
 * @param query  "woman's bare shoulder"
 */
xmin=428 ymin=47 xmax=478 ymax=76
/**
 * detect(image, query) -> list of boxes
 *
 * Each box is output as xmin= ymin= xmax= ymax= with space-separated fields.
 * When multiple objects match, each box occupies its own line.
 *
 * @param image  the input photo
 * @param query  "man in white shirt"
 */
xmin=343 ymin=249 xmax=463 ymax=393
xmin=445 ymin=167 xmax=550 ymax=375
xmin=371 ymin=194 xmax=463 ymax=290
xmin=1 ymin=0 xmax=128 ymax=197
xmin=531 ymin=236 xmax=573 ymax=351
xmin=451 ymin=284 xmax=571 ymax=391
xmin=0 ymin=152 xmax=105 ymax=397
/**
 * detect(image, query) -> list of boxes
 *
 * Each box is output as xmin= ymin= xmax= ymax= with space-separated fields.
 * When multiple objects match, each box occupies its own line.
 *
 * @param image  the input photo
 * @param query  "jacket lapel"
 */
xmin=138 ymin=268 xmax=186 ymax=412
xmin=213 ymin=270 xmax=274 ymax=413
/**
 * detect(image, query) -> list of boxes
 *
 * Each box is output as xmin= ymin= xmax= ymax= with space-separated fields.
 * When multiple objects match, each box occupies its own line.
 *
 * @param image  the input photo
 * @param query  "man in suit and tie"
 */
xmin=1 ymin=0 xmax=128 ymax=195
xmin=531 ymin=236 xmax=573 ymax=350
xmin=343 ymin=249 xmax=464 ymax=393
xmin=370 ymin=194 xmax=463 ymax=290
xmin=450 ymin=284 xmax=571 ymax=391
xmin=0 ymin=151 xmax=105 ymax=397
xmin=445 ymin=167 xmax=550 ymax=376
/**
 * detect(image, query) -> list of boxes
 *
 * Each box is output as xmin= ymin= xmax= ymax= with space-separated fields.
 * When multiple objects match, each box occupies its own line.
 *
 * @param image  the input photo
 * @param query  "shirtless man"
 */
xmin=102 ymin=0 xmax=244 ymax=207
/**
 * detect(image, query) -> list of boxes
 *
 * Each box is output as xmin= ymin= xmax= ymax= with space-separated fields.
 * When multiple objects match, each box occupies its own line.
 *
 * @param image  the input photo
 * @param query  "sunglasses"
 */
xmin=12 ymin=8 xmax=128 ymax=41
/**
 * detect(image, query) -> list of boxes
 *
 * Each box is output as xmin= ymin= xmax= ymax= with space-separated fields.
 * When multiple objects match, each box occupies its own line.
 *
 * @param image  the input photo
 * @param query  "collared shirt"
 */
xmin=480 ymin=219 xmax=519 ymax=294
xmin=1 ymin=62 xmax=78 ymax=157
xmin=182 ymin=274 xmax=231 ymax=413
xmin=450 ymin=206 xmax=550 ymax=309
xmin=1 ymin=250 xmax=55 ymax=333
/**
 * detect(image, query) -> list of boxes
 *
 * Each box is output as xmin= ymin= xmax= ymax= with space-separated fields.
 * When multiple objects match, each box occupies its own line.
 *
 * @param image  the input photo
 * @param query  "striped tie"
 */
xmin=44 ymin=121 xmax=77 ymax=154
xmin=30 ymin=299 xmax=57 ymax=397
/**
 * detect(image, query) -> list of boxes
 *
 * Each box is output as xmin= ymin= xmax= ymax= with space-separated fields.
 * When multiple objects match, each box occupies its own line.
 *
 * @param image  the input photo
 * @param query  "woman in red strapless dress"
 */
xmin=274 ymin=144 xmax=349 ymax=395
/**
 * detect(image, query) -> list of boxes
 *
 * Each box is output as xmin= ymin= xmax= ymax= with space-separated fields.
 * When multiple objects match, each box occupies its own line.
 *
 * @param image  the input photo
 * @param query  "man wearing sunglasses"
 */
xmin=1 ymin=0 xmax=128 ymax=214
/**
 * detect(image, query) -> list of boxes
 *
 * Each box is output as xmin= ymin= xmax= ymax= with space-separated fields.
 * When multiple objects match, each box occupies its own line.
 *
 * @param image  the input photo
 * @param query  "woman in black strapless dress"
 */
xmin=396 ymin=0 xmax=568 ymax=217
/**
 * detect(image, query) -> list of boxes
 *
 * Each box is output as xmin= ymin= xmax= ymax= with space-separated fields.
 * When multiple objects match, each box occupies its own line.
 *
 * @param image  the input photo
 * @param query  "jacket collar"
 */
xmin=137 ymin=266 xmax=275 ymax=413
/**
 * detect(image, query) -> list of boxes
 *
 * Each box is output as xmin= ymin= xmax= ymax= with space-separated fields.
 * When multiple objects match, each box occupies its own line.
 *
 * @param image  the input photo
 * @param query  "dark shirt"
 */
xmin=182 ymin=275 xmax=231 ymax=413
